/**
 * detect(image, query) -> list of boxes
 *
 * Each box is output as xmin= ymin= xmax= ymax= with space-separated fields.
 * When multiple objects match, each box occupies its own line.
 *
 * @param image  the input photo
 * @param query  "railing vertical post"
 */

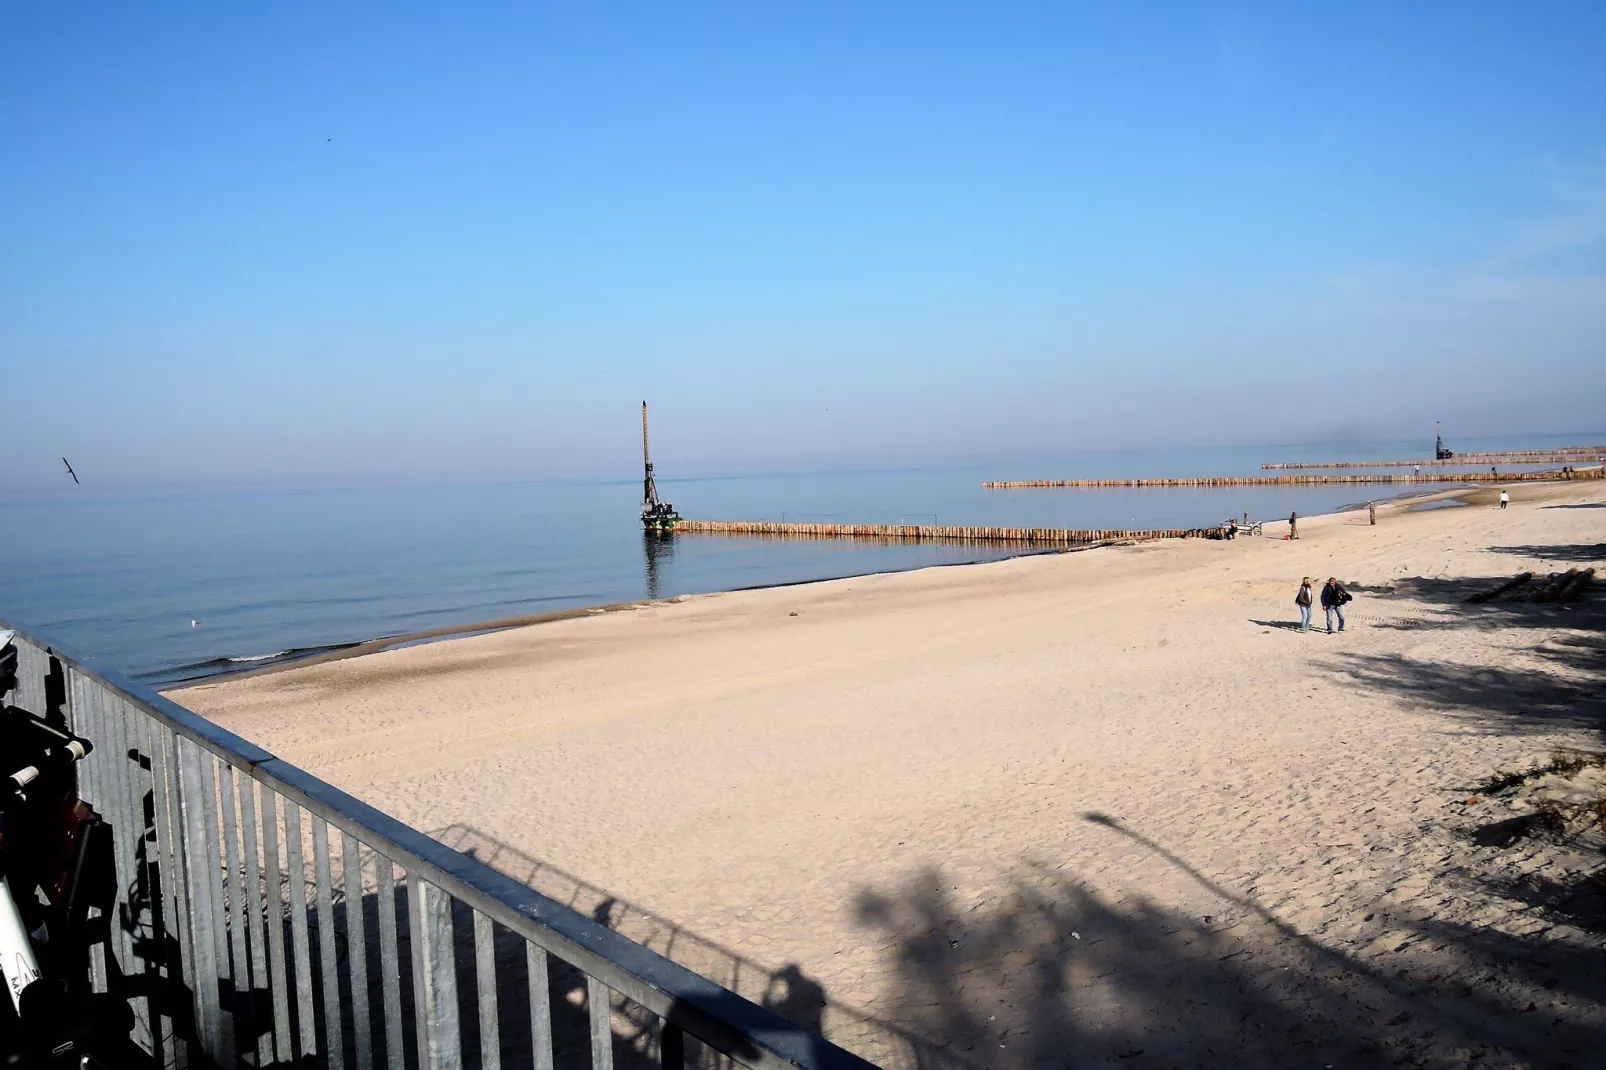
xmin=118 ymin=696 xmax=156 ymax=1053
xmin=158 ymin=722 xmax=196 ymax=1068
xmin=527 ymin=944 xmax=553 ymax=1070
xmin=284 ymin=802 xmax=319 ymax=1061
xmin=259 ymin=788 xmax=296 ymax=1063
xmin=408 ymin=874 xmax=462 ymax=1070
xmin=237 ymin=776 xmax=275 ymax=1068
xmin=133 ymin=711 xmax=173 ymax=1066
xmin=177 ymin=738 xmax=226 ymax=1059
xmin=312 ymin=817 xmax=346 ymax=1070
xmin=12 ymin=635 xmax=45 ymax=714
xmin=473 ymin=911 xmax=500 ymax=1070
xmin=588 ymin=976 xmax=614 ymax=1070
xmin=376 ymin=861 xmax=406 ymax=1070
xmin=343 ymin=832 xmax=374 ymax=1070
xmin=70 ymin=670 xmax=110 ymax=996
xmin=194 ymin=745 xmax=238 ymax=1066
xmin=217 ymin=764 xmax=254 ymax=1059
xmin=99 ymin=688 xmax=138 ymax=1001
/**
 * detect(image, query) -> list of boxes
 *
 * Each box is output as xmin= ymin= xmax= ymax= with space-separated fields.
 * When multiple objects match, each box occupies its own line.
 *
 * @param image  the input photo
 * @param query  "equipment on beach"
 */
xmin=0 ymin=633 xmax=128 ymax=1067
xmin=640 ymin=401 xmax=682 ymax=534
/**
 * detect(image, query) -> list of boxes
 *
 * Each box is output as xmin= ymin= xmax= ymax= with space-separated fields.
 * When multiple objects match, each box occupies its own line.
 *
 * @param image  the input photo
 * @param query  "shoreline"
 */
xmin=162 ymin=599 xmax=663 ymax=688
xmin=163 ymin=541 xmax=1096 ymax=690
xmin=162 ymin=481 xmax=1493 ymax=692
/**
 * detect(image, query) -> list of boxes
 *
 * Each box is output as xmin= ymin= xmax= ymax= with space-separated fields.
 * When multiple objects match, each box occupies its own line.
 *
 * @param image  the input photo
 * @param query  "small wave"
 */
xmin=138 ymin=641 xmax=367 ymax=684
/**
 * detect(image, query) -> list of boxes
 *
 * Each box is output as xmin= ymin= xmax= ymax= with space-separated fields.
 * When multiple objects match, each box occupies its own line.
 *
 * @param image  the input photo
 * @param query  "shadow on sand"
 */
xmin=433 ymin=824 xmax=963 ymax=1069
xmin=1311 ymin=569 xmax=1606 ymax=967
xmin=1323 ymin=571 xmax=1606 ymax=743
xmin=1246 ymin=618 xmax=1305 ymax=632
xmin=852 ymin=813 xmax=1601 ymax=1068
xmin=1486 ymin=543 xmax=1606 ymax=564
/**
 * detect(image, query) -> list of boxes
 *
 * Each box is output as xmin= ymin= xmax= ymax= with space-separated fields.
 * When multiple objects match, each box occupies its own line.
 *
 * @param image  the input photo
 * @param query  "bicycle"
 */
xmin=0 ymin=631 xmax=135 ymax=1067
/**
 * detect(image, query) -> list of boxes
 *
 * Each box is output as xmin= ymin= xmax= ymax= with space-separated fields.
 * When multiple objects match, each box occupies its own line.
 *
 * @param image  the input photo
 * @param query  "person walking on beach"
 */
xmin=1321 ymin=576 xmax=1351 ymax=633
xmin=1288 ymin=511 xmax=1299 ymax=539
xmin=1296 ymin=577 xmax=1314 ymax=632
xmin=1499 ymin=489 xmax=1509 ymax=510
xmin=1413 ymin=464 xmax=1420 ymax=477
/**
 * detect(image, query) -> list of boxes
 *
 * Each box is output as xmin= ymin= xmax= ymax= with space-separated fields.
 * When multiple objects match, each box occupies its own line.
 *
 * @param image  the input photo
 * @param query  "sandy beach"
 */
xmin=174 ymin=482 xmax=1606 ymax=1068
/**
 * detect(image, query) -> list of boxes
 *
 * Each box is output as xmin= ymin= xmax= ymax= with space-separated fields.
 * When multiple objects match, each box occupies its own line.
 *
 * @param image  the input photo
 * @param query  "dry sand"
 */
xmin=174 ymin=482 xmax=1606 ymax=1069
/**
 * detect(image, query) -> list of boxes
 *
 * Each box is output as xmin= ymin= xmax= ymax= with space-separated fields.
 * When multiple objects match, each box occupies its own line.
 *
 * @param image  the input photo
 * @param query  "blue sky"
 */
xmin=3 ymin=2 xmax=1603 ymax=488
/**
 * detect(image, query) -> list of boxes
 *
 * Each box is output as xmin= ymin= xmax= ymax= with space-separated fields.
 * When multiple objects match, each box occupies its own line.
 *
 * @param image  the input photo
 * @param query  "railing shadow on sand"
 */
xmin=431 ymin=825 xmax=977 ymax=1070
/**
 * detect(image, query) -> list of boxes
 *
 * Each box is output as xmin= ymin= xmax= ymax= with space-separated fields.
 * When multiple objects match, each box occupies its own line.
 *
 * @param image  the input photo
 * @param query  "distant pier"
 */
xmin=982 ymin=468 xmax=1602 ymax=489
xmin=1262 ymin=448 xmax=1605 ymax=470
xmin=673 ymin=519 xmax=1230 ymax=544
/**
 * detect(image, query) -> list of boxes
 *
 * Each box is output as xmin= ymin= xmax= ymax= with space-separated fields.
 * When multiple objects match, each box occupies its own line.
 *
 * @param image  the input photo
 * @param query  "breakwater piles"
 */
xmin=673 ymin=519 xmax=1230 ymax=544
xmin=983 ymin=468 xmax=1602 ymax=489
xmin=1263 ymin=448 xmax=1604 ymax=470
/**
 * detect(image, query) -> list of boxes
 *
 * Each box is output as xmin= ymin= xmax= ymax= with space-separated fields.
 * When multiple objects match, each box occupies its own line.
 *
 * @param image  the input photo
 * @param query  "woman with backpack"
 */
xmin=1296 ymin=577 xmax=1314 ymax=632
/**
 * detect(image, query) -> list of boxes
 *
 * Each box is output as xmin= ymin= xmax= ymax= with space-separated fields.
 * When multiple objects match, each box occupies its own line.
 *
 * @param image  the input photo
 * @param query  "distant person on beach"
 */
xmin=1288 ymin=511 xmax=1298 ymax=539
xmin=1296 ymin=577 xmax=1314 ymax=632
xmin=1413 ymin=464 xmax=1420 ymax=476
xmin=1321 ymin=577 xmax=1352 ymax=633
xmin=1499 ymin=489 xmax=1509 ymax=510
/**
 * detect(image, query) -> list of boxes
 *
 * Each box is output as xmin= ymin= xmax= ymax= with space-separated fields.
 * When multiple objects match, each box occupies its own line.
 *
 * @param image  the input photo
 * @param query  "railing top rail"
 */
xmin=0 ymin=614 xmax=878 ymax=1070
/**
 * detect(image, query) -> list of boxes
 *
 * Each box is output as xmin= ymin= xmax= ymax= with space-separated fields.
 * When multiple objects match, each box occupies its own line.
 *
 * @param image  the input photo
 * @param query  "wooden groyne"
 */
xmin=673 ymin=519 xmax=1230 ymax=544
xmin=983 ymin=468 xmax=1602 ymax=489
xmin=1263 ymin=449 xmax=1605 ymax=470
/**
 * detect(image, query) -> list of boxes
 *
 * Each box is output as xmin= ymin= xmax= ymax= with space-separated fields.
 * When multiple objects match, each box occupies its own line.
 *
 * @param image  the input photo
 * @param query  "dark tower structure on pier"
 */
xmin=640 ymin=402 xmax=681 ymax=533
xmin=1435 ymin=421 xmax=1454 ymax=459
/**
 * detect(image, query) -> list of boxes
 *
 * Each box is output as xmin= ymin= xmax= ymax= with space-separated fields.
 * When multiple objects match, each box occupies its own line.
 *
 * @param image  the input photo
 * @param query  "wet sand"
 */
xmin=174 ymin=480 xmax=1606 ymax=1068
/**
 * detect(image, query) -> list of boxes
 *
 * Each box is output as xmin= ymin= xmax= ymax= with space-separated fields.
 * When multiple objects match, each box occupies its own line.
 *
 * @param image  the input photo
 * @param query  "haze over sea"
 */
xmin=2 ymin=432 xmax=1594 ymax=685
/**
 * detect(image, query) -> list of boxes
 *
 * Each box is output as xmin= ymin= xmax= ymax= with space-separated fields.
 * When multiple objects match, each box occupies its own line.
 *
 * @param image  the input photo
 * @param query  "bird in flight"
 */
xmin=62 ymin=457 xmax=80 ymax=484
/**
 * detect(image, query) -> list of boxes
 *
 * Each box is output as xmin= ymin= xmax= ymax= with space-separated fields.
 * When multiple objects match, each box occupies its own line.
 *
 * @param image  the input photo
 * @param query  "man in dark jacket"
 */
xmin=1321 ymin=577 xmax=1352 ymax=633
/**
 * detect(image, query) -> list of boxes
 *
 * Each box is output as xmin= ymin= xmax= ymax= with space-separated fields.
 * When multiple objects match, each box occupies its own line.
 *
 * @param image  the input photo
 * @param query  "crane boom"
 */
xmin=639 ymin=401 xmax=680 ymax=532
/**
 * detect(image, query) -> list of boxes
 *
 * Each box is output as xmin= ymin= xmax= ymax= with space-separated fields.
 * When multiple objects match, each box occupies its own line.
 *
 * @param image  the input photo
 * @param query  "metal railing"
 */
xmin=1 ymin=617 xmax=878 ymax=1070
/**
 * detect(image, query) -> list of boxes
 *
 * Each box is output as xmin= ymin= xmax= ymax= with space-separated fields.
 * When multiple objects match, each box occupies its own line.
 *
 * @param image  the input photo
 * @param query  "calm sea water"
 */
xmin=2 ymin=435 xmax=1596 ymax=685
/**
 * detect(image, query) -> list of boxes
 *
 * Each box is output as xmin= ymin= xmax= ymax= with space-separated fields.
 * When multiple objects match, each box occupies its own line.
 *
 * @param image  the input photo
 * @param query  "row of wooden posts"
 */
xmin=1263 ymin=450 xmax=1604 ymax=470
xmin=674 ymin=465 xmax=1595 ymax=548
xmin=982 ymin=468 xmax=1604 ymax=489
xmin=671 ymin=519 xmax=1229 ymax=544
